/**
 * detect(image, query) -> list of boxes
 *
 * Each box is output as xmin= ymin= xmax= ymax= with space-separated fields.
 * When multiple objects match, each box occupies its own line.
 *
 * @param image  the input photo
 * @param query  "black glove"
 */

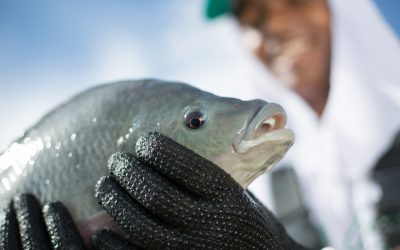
xmin=95 ymin=132 xmax=307 ymax=249
xmin=91 ymin=229 xmax=142 ymax=250
xmin=0 ymin=193 xmax=85 ymax=250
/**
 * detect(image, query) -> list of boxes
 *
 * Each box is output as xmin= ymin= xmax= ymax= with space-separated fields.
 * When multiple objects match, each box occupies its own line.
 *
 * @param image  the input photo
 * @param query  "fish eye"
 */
xmin=184 ymin=110 xmax=206 ymax=129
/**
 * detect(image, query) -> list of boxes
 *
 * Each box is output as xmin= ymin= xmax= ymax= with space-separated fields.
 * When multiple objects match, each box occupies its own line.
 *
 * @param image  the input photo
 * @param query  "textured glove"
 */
xmin=0 ymin=193 xmax=85 ymax=250
xmin=91 ymin=229 xmax=142 ymax=250
xmin=95 ymin=132 xmax=307 ymax=249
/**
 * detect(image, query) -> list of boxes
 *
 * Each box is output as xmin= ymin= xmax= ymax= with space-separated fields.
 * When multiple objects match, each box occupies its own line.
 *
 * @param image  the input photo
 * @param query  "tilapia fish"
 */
xmin=0 ymin=79 xmax=294 ymax=237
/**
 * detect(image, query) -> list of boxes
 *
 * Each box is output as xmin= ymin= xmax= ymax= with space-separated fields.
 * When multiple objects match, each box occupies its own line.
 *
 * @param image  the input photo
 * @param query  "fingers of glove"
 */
xmin=13 ymin=193 xmax=52 ymax=250
xmin=108 ymin=152 xmax=196 ymax=225
xmin=91 ymin=229 xmax=142 ymax=250
xmin=42 ymin=202 xmax=85 ymax=250
xmin=0 ymin=202 xmax=22 ymax=250
xmin=95 ymin=176 xmax=189 ymax=249
xmin=135 ymin=132 xmax=239 ymax=198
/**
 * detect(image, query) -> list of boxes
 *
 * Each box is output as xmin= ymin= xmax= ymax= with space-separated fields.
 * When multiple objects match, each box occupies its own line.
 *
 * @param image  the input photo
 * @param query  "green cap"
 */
xmin=205 ymin=0 xmax=236 ymax=19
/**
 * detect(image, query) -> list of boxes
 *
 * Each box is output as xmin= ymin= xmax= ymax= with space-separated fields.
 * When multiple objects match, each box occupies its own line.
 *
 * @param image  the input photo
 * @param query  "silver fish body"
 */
xmin=0 ymin=79 xmax=294 ymax=222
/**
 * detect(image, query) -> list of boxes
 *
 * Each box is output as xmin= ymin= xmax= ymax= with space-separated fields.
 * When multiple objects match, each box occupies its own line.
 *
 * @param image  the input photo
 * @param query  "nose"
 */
xmin=261 ymin=3 xmax=302 ymax=40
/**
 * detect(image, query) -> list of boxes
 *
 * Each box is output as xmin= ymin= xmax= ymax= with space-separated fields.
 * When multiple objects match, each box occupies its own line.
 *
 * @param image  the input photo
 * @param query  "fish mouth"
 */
xmin=233 ymin=103 xmax=294 ymax=154
xmin=217 ymin=103 xmax=294 ymax=188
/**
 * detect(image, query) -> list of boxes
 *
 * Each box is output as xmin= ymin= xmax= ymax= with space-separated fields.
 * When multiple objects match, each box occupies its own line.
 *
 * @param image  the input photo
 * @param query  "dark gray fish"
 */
xmin=0 ymin=79 xmax=294 ymax=234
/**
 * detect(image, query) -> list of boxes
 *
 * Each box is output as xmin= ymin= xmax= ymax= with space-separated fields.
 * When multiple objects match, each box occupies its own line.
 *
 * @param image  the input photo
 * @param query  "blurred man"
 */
xmin=203 ymin=0 xmax=400 ymax=249
xmin=233 ymin=0 xmax=331 ymax=116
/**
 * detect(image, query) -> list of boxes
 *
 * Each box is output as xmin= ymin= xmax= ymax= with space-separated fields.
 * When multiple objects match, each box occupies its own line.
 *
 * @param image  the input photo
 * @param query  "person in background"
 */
xmin=201 ymin=0 xmax=400 ymax=249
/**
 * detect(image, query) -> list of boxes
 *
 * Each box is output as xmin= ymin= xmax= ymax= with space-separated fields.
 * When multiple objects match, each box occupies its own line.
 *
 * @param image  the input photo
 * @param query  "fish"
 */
xmin=0 ymin=79 xmax=294 ymax=240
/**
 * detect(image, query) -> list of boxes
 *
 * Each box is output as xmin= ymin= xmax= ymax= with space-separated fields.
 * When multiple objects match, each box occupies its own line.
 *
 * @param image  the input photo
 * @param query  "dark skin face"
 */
xmin=236 ymin=0 xmax=331 ymax=116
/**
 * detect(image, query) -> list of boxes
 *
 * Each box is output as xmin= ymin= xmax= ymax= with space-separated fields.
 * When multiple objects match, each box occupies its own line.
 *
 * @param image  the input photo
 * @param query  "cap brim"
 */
xmin=205 ymin=0 xmax=233 ymax=19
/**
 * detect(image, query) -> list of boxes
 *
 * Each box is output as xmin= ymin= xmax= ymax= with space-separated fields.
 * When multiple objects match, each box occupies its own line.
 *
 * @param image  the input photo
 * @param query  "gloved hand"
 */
xmin=95 ymin=132 xmax=307 ymax=250
xmin=0 ymin=193 xmax=85 ymax=250
xmin=91 ymin=229 xmax=142 ymax=250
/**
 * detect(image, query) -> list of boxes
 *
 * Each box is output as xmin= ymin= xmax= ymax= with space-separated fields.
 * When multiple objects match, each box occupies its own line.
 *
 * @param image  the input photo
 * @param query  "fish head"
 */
xmin=135 ymin=82 xmax=295 ymax=188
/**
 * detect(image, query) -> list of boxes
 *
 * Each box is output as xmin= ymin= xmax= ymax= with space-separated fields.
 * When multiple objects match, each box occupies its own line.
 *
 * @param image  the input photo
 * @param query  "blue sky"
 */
xmin=373 ymin=0 xmax=400 ymax=36
xmin=0 ymin=1 xmax=249 ymax=148
xmin=0 ymin=0 xmax=398 ymax=149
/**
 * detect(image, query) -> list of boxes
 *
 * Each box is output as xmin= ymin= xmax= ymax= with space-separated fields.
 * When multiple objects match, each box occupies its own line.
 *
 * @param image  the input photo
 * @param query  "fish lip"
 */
xmin=233 ymin=128 xmax=295 ymax=156
xmin=233 ymin=103 xmax=295 ymax=154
